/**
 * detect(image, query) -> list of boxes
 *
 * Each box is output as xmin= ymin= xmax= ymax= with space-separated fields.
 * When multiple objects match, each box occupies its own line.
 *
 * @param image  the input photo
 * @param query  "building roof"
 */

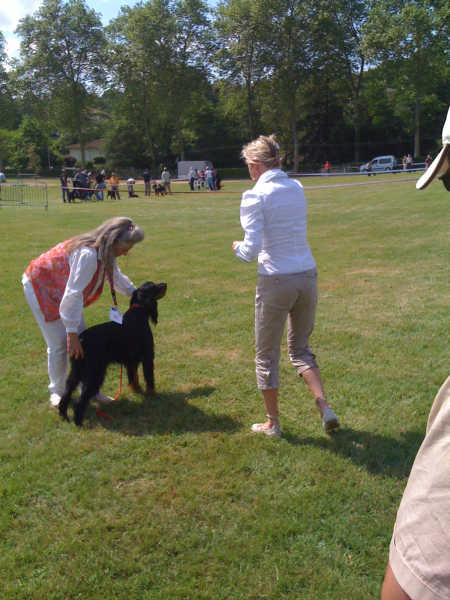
xmin=67 ymin=139 xmax=104 ymax=150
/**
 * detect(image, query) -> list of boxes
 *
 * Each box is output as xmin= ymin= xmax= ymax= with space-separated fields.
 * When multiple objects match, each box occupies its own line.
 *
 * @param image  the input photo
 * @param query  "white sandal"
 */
xmin=251 ymin=414 xmax=282 ymax=437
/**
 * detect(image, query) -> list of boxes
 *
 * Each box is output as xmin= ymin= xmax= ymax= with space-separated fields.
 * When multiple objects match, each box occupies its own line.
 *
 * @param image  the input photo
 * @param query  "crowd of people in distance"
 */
xmin=188 ymin=166 xmax=222 ymax=191
xmin=59 ymin=167 xmax=175 ymax=203
xmin=60 ymin=168 xmax=110 ymax=203
xmin=57 ymin=164 xmax=224 ymax=203
xmin=401 ymin=153 xmax=414 ymax=170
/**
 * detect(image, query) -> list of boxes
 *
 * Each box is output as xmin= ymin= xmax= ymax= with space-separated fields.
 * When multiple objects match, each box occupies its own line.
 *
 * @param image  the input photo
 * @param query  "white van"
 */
xmin=360 ymin=155 xmax=397 ymax=174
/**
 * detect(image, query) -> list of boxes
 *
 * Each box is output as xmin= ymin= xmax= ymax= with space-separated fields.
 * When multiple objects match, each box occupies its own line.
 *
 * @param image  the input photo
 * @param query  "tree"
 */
xmin=259 ymin=0 xmax=320 ymax=171
xmin=106 ymin=0 xmax=211 ymax=169
xmin=364 ymin=0 xmax=449 ymax=157
xmin=319 ymin=0 xmax=370 ymax=162
xmin=0 ymin=32 xmax=21 ymax=129
xmin=213 ymin=0 xmax=271 ymax=139
xmin=15 ymin=0 xmax=106 ymax=166
xmin=9 ymin=116 xmax=49 ymax=172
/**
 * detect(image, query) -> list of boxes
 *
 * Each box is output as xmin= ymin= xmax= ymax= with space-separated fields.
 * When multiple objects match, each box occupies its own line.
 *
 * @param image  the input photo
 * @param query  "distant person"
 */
xmin=402 ymin=155 xmax=407 ymax=171
xmin=406 ymin=154 xmax=413 ymax=170
xmin=161 ymin=167 xmax=171 ymax=194
xmin=215 ymin=169 xmax=222 ymax=190
xmin=232 ymin=134 xmax=339 ymax=437
xmin=126 ymin=177 xmax=138 ymax=197
xmin=95 ymin=169 xmax=106 ymax=201
xmin=86 ymin=171 xmax=94 ymax=200
xmin=78 ymin=170 xmax=89 ymax=200
xmin=193 ymin=168 xmax=201 ymax=190
xmin=22 ymin=217 xmax=144 ymax=407
xmin=324 ymin=160 xmax=331 ymax=174
xmin=205 ymin=166 xmax=214 ymax=191
xmin=142 ymin=169 xmax=151 ymax=197
xmin=188 ymin=167 xmax=195 ymax=191
xmin=109 ymin=172 xmax=121 ymax=200
xmin=72 ymin=169 xmax=82 ymax=199
xmin=60 ymin=170 xmax=69 ymax=203
xmin=424 ymin=154 xmax=432 ymax=169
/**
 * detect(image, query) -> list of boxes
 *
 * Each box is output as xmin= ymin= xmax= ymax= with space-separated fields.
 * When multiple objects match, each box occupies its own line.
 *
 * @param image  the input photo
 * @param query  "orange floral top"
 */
xmin=25 ymin=240 xmax=104 ymax=323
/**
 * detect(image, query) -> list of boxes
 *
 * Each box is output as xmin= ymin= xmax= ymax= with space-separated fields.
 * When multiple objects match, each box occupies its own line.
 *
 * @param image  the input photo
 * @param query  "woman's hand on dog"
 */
xmin=67 ymin=332 xmax=84 ymax=359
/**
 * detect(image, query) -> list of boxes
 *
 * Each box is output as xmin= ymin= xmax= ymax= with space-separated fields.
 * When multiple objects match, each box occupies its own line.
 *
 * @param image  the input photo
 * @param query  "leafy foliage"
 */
xmin=3 ymin=0 xmax=449 ymax=171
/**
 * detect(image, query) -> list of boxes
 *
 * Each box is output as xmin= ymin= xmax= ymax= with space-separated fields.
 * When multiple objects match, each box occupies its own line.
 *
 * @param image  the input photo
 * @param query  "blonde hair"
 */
xmin=67 ymin=217 xmax=144 ymax=273
xmin=241 ymin=134 xmax=281 ymax=169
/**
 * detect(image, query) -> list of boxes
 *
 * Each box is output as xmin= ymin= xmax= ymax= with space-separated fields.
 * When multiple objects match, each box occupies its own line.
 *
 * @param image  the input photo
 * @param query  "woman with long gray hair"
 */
xmin=232 ymin=135 xmax=339 ymax=437
xmin=22 ymin=217 xmax=144 ymax=407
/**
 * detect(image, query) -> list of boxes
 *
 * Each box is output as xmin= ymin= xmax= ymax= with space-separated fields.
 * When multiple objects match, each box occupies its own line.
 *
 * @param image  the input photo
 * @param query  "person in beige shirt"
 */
xmin=381 ymin=376 xmax=450 ymax=600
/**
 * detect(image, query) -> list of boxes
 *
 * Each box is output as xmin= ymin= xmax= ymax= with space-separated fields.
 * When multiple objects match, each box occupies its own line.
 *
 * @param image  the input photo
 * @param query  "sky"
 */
xmin=1 ymin=0 xmax=218 ymax=60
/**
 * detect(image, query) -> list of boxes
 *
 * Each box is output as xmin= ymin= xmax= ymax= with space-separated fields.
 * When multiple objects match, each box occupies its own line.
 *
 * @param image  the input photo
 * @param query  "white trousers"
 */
xmin=22 ymin=275 xmax=85 ymax=397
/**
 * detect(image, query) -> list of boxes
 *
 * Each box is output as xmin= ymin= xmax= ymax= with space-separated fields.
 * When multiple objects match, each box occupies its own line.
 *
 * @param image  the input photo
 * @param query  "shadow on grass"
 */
xmin=283 ymin=427 xmax=423 ymax=479
xmin=84 ymin=386 xmax=241 ymax=436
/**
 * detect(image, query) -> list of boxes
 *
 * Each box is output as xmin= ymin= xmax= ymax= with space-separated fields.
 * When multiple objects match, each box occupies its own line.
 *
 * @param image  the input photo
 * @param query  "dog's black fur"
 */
xmin=107 ymin=189 xmax=116 ymax=200
xmin=59 ymin=281 xmax=167 ymax=426
xmin=152 ymin=182 xmax=167 ymax=197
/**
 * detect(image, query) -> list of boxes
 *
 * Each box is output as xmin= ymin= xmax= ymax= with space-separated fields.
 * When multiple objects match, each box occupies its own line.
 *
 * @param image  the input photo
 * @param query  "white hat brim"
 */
xmin=416 ymin=145 xmax=450 ymax=190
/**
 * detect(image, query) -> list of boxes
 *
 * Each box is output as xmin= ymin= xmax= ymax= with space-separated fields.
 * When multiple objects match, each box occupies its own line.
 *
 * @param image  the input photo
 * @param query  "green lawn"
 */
xmin=0 ymin=178 xmax=448 ymax=598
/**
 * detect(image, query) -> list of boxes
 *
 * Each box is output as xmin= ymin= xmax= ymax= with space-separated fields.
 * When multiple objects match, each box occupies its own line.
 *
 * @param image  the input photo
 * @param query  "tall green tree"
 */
xmin=0 ymin=32 xmax=21 ymax=130
xmin=213 ymin=0 xmax=271 ymax=139
xmin=260 ymin=0 xmax=320 ymax=171
xmin=364 ymin=0 xmax=449 ymax=156
xmin=106 ymin=0 xmax=211 ymax=169
xmin=15 ymin=0 xmax=106 ymax=165
xmin=9 ymin=115 xmax=49 ymax=172
xmin=321 ymin=0 xmax=369 ymax=162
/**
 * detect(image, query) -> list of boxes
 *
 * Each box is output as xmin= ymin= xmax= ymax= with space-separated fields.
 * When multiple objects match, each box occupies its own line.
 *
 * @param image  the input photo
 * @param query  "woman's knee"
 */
xmin=47 ymin=341 xmax=66 ymax=358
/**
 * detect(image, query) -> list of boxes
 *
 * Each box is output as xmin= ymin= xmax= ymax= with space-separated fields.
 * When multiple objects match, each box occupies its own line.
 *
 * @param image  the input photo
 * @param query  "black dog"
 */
xmin=59 ymin=281 xmax=167 ymax=426
xmin=152 ymin=182 xmax=167 ymax=197
xmin=107 ymin=189 xmax=116 ymax=200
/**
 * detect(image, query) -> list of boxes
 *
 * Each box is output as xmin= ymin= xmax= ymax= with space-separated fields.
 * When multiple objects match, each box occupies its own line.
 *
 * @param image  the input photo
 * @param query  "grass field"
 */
xmin=0 ymin=176 xmax=448 ymax=599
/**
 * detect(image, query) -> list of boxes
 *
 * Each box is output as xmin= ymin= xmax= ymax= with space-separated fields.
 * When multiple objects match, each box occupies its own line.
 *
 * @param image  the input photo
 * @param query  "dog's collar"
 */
xmin=129 ymin=303 xmax=144 ymax=310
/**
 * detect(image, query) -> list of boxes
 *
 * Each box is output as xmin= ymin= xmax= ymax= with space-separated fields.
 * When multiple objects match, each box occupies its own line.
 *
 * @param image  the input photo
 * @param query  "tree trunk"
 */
xmin=353 ymin=105 xmax=361 ymax=163
xmin=79 ymin=130 xmax=86 ymax=167
xmin=291 ymin=95 xmax=298 ymax=172
xmin=246 ymin=76 xmax=254 ymax=138
xmin=414 ymin=97 xmax=420 ymax=158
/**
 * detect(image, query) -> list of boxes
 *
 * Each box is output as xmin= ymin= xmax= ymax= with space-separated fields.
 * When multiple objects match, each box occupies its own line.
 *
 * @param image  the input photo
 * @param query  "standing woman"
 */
xmin=22 ymin=217 xmax=144 ymax=407
xmin=232 ymin=135 xmax=339 ymax=437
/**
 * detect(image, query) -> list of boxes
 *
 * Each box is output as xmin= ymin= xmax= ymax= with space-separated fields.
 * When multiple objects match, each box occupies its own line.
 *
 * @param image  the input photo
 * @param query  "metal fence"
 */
xmin=0 ymin=182 xmax=48 ymax=210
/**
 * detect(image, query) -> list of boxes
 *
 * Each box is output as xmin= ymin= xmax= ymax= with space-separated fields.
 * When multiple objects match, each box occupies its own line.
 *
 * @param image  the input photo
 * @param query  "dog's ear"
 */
xmin=149 ymin=302 xmax=158 ymax=324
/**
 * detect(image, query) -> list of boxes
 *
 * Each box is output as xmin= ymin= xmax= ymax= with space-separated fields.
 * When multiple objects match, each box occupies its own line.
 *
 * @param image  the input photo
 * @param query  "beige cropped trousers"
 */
xmin=255 ymin=269 xmax=319 ymax=390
